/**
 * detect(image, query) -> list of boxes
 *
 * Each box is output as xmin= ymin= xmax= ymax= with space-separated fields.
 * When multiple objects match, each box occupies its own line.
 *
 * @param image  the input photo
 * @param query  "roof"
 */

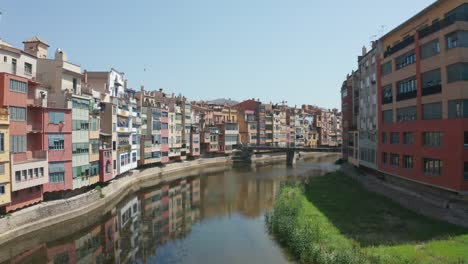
xmin=22 ymin=36 xmax=50 ymax=47
xmin=381 ymin=0 xmax=440 ymax=41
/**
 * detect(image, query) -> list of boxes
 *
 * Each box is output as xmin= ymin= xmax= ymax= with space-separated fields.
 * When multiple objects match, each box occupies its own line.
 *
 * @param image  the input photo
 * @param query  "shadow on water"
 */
xmin=302 ymin=172 xmax=468 ymax=247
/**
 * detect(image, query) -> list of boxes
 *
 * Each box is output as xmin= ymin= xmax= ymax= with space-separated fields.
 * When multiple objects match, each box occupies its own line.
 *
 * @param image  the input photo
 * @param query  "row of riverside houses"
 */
xmin=341 ymin=0 xmax=468 ymax=195
xmin=0 ymin=36 xmax=341 ymax=214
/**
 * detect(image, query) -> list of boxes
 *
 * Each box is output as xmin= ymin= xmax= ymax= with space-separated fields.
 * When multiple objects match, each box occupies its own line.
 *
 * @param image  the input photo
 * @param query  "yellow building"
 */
xmin=0 ymin=107 xmax=10 ymax=212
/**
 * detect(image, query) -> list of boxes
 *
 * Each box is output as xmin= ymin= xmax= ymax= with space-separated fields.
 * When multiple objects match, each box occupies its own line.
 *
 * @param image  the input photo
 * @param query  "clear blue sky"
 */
xmin=1 ymin=0 xmax=434 ymax=109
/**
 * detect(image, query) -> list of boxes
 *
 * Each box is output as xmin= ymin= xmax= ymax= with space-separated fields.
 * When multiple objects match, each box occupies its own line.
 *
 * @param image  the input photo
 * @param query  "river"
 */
xmin=0 ymin=154 xmax=339 ymax=264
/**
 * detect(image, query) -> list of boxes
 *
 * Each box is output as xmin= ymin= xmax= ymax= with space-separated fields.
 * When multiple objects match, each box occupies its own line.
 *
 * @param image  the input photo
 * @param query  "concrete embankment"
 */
xmin=342 ymin=163 xmax=468 ymax=228
xmin=0 ymin=157 xmax=231 ymax=245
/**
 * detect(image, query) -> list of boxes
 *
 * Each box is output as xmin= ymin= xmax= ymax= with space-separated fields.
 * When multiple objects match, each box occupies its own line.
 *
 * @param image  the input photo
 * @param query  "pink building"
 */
xmin=189 ymin=125 xmax=200 ymax=158
xmin=0 ymin=73 xmax=49 ymax=212
xmin=43 ymin=108 xmax=73 ymax=193
xmin=99 ymin=148 xmax=113 ymax=182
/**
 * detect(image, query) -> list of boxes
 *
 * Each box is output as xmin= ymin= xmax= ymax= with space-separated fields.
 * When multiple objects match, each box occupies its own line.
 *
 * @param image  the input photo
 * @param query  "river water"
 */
xmin=0 ymin=154 xmax=339 ymax=264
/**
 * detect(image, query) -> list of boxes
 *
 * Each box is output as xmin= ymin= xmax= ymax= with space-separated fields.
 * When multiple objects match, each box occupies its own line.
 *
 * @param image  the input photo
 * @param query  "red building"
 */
xmin=43 ymin=108 xmax=73 ymax=193
xmin=0 ymin=73 xmax=49 ymax=212
xmin=99 ymin=148 xmax=113 ymax=183
xmin=341 ymin=78 xmax=353 ymax=161
xmin=377 ymin=1 xmax=468 ymax=192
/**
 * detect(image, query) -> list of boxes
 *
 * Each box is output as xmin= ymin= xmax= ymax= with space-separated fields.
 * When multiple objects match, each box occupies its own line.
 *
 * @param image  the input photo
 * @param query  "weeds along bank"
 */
xmin=266 ymin=171 xmax=468 ymax=264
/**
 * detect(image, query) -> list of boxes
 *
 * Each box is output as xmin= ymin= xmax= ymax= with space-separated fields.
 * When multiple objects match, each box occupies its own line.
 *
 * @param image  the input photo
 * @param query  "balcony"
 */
xmin=117 ymin=106 xmax=130 ymax=117
xmin=26 ymin=123 xmax=43 ymax=133
xmin=0 ymin=108 xmax=8 ymax=125
xmin=11 ymin=151 xmax=48 ymax=192
xmin=422 ymin=84 xmax=442 ymax=96
xmin=384 ymin=35 xmax=415 ymax=58
xmin=418 ymin=15 xmax=462 ymax=40
xmin=382 ymin=96 xmax=393 ymax=105
xmin=396 ymin=91 xmax=417 ymax=102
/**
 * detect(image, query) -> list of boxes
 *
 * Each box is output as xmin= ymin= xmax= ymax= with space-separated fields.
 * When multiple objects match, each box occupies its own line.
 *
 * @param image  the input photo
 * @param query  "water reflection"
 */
xmin=1 ymin=154 xmax=339 ymax=264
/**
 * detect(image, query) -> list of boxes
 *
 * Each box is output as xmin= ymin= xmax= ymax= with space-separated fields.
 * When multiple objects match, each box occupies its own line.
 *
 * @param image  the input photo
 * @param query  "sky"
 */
xmin=0 ymin=0 xmax=435 ymax=109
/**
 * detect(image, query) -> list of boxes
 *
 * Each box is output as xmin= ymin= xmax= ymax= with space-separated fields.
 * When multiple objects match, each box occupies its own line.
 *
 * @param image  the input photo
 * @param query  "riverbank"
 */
xmin=267 ymin=170 xmax=468 ymax=264
xmin=0 ymin=157 xmax=231 ymax=244
xmin=0 ymin=152 xmax=336 ymax=245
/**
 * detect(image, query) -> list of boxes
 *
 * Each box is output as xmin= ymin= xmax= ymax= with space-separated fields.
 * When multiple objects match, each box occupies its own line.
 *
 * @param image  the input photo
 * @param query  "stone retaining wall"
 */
xmin=342 ymin=163 xmax=468 ymax=227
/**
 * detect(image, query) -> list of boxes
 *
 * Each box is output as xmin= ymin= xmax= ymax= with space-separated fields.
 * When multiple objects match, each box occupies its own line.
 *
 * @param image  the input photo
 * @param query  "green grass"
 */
xmin=267 ymin=172 xmax=468 ymax=264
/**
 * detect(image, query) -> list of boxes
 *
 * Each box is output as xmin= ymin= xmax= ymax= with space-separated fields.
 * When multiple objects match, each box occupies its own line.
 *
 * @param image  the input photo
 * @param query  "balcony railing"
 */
xmin=418 ymin=15 xmax=461 ymax=40
xmin=422 ymin=84 xmax=442 ymax=96
xmin=384 ymin=35 xmax=415 ymax=58
xmin=12 ymin=150 xmax=48 ymax=164
xmin=382 ymin=96 xmax=393 ymax=105
xmin=396 ymin=91 xmax=417 ymax=102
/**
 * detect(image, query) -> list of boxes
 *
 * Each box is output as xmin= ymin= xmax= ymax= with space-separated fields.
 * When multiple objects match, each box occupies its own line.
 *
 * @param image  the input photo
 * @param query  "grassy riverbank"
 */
xmin=266 ymin=171 xmax=468 ymax=264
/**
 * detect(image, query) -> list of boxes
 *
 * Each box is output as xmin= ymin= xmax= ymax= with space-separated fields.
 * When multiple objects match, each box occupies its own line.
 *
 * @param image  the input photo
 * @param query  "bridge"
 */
xmin=233 ymin=145 xmax=341 ymax=166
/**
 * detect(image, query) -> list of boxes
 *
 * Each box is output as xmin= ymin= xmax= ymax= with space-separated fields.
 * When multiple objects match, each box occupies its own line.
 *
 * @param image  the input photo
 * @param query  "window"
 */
xmin=0 ymin=133 xmax=4 ymax=152
xmin=395 ymin=50 xmax=416 ymax=70
xmin=72 ymin=78 xmax=77 ymax=94
xmin=464 ymin=132 xmax=468 ymax=148
xmin=40 ymin=167 xmax=44 ymax=177
xmin=0 ymin=185 xmax=4 ymax=195
xmin=420 ymin=39 xmax=440 ymax=59
xmin=382 ymin=132 xmax=387 ymax=144
xmin=9 ymin=79 xmax=27 ymax=93
xmin=448 ymin=99 xmax=468 ymax=118
xmin=49 ymin=162 xmax=65 ymax=183
xmin=396 ymin=77 xmax=417 ymax=101
xmin=10 ymin=135 xmax=26 ymax=153
xmin=447 ymin=62 xmax=468 ymax=83
xmin=446 ymin=31 xmax=468 ymax=49
xmin=72 ymin=143 xmax=89 ymax=154
xmin=382 ymin=152 xmax=388 ymax=164
xmin=71 ymin=98 xmax=89 ymax=109
xmin=15 ymin=171 xmax=21 ymax=182
xmin=381 ymin=62 xmax=392 ymax=76
xmin=422 ymin=68 xmax=442 ymax=95
xmin=383 ymin=110 xmax=393 ymax=123
xmin=403 ymin=155 xmax=414 ymax=169
xmin=49 ymin=112 xmax=65 ymax=124
xmin=49 ymin=134 xmax=65 ymax=150
xmin=464 ymin=162 xmax=468 ymax=180
xmin=24 ymin=62 xmax=32 ymax=75
xmin=403 ymin=132 xmax=414 ymax=145
xmin=396 ymin=106 xmax=417 ymax=122
xmin=22 ymin=170 xmax=27 ymax=180
xmin=3 ymin=56 xmax=6 ymax=63
xmin=162 ymin=137 xmax=168 ymax=144
xmin=423 ymin=132 xmax=443 ymax=147
xmin=423 ymin=158 xmax=442 ymax=176
xmin=382 ymin=85 xmax=393 ymax=104
xmin=132 ymin=152 xmax=137 ymax=163
xmin=390 ymin=153 xmax=399 ymax=167
xmin=390 ymin=132 xmax=399 ymax=144
xmin=9 ymin=107 xmax=26 ymax=121
xmin=162 ymin=123 xmax=168 ymax=130
xmin=422 ymin=102 xmax=442 ymax=120
xmin=91 ymin=139 xmax=100 ymax=153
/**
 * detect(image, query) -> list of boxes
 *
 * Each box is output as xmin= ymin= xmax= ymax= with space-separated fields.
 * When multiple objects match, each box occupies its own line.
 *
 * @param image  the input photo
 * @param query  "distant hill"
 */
xmin=206 ymin=98 xmax=239 ymax=105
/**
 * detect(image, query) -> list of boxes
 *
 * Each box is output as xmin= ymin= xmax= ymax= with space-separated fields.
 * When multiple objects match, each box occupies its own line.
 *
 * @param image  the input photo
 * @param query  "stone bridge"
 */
xmin=233 ymin=145 xmax=341 ymax=166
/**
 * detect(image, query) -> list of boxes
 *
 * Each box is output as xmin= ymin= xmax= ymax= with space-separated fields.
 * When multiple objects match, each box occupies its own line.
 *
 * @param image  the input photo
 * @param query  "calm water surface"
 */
xmin=0 ymin=154 xmax=339 ymax=264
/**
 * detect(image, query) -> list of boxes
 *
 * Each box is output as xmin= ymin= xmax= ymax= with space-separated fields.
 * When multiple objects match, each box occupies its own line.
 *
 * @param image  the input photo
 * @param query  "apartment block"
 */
xmin=377 ymin=0 xmax=468 ymax=192
xmin=358 ymin=44 xmax=379 ymax=169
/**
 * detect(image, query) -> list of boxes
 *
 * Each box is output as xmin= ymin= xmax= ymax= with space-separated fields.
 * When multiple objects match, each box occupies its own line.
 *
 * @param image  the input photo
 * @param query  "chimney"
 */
xmin=159 ymin=88 xmax=163 ymax=92
xmin=140 ymin=85 xmax=144 ymax=92
xmin=362 ymin=46 xmax=367 ymax=56
xmin=54 ymin=48 xmax=68 ymax=61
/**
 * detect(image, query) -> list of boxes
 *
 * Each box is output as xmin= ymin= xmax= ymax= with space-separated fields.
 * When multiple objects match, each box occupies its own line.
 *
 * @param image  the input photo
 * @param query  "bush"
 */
xmin=267 ymin=185 xmax=373 ymax=264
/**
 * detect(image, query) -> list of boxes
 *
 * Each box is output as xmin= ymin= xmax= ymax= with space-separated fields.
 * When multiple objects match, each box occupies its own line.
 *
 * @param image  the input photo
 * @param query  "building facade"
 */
xmin=377 ymin=0 xmax=468 ymax=192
